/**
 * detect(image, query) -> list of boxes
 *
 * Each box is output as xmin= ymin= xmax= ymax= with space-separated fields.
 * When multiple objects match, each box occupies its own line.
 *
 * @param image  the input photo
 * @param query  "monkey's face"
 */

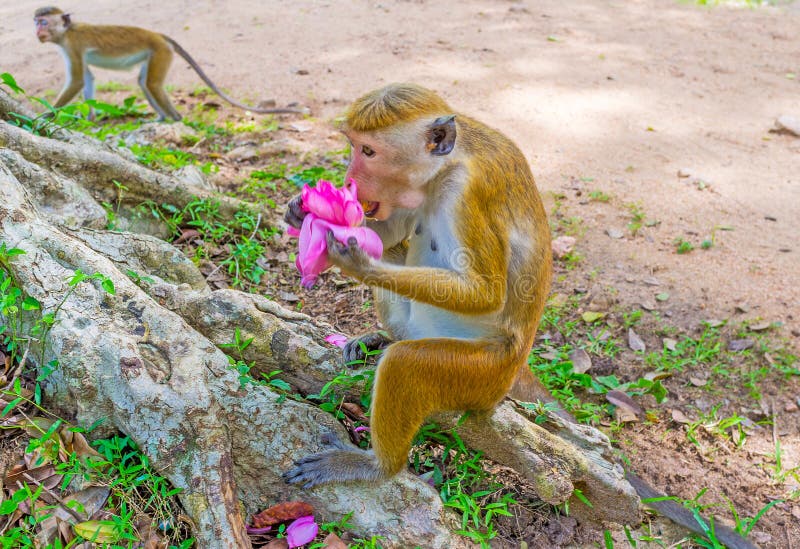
xmin=343 ymin=123 xmax=446 ymax=221
xmin=34 ymin=15 xmax=63 ymax=43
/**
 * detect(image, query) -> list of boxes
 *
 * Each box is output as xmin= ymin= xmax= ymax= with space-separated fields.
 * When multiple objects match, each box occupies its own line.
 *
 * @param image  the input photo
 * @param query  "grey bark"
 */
xmin=0 ymin=89 xmax=640 ymax=547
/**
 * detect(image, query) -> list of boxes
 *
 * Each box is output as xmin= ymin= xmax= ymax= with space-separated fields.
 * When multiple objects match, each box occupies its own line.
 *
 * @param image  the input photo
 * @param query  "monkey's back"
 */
xmin=454 ymin=115 xmax=552 ymax=353
xmin=66 ymin=23 xmax=169 ymax=59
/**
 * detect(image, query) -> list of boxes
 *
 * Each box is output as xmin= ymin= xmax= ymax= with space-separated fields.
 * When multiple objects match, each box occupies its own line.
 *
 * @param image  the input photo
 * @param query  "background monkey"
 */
xmin=34 ymin=6 xmax=306 ymax=120
xmin=284 ymin=83 xmax=758 ymax=549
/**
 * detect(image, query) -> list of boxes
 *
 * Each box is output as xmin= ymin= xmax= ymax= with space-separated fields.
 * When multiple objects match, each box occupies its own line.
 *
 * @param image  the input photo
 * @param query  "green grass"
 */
xmin=412 ymin=426 xmax=521 ymax=548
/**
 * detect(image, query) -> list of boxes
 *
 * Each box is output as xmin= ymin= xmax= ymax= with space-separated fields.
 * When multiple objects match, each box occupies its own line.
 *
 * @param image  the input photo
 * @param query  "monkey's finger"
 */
xmin=284 ymin=195 xmax=306 ymax=229
xmin=326 ymin=231 xmax=347 ymax=255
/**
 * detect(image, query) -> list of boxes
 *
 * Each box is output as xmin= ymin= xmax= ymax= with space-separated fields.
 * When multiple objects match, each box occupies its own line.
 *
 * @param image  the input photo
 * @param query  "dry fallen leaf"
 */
xmin=627 ymin=328 xmax=646 ymax=352
xmin=264 ymin=538 xmax=290 ymax=549
xmin=606 ymin=390 xmax=644 ymax=422
xmin=341 ymin=402 xmax=368 ymax=422
xmin=671 ymin=409 xmax=692 ymax=424
xmin=581 ymin=311 xmax=606 ymax=323
xmin=251 ymin=501 xmax=314 ymax=529
xmin=644 ymin=370 xmax=671 ymax=382
xmin=174 ymin=229 xmax=201 ymax=244
xmin=322 ymin=532 xmax=348 ymax=549
xmin=568 ymin=349 xmax=592 ymax=374
xmin=689 ymin=376 xmax=708 ymax=387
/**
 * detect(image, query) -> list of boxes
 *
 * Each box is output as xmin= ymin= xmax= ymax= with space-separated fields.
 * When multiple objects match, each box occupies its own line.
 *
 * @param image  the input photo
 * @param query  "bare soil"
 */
xmin=2 ymin=1 xmax=799 ymax=547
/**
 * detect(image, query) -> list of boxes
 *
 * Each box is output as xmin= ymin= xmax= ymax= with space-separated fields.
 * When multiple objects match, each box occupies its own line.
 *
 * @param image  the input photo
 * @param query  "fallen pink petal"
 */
xmin=286 ymin=515 xmax=318 ymax=548
xmin=353 ymin=425 xmax=370 ymax=433
xmin=324 ymin=333 xmax=348 ymax=348
xmin=288 ymin=180 xmax=382 ymax=287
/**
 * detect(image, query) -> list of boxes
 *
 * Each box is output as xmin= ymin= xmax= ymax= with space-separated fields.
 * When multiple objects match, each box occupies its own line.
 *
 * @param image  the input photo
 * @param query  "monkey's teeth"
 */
xmin=361 ymin=201 xmax=379 ymax=217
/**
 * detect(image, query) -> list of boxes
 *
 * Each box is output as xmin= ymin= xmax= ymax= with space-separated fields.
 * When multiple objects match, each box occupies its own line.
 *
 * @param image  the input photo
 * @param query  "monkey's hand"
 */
xmin=284 ymin=193 xmax=307 ymax=230
xmin=326 ymin=233 xmax=374 ymax=278
xmin=343 ymin=331 xmax=392 ymax=366
xmin=283 ymin=432 xmax=384 ymax=488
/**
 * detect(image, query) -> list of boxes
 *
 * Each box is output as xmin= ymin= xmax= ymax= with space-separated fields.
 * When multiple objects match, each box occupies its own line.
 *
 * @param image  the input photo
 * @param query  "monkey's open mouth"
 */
xmin=360 ymin=201 xmax=379 ymax=218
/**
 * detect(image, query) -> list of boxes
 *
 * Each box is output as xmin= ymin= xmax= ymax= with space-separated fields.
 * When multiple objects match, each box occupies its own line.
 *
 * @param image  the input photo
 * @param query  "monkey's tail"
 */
xmin=625 ymin=471 xmax=759 ymax=549
xmin=161 ymin=35 xmax=307 ymax=115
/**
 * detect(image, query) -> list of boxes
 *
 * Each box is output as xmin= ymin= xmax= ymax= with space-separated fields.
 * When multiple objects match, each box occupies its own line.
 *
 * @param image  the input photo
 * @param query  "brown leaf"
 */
xmin=644 ymin=371 xmax=671 ymax=382
xmin=174 ymin=229 xmax=201 ymax=244
xmin=323 ymin=532 xmax=348 ymax=548
xmin=627 ymin=328 xmax=646 ymax=352
xmin=264 ymin=539 xmax=290 ymax=549
xmin=341 ymin=402 xmax=367 ymax=422
xmin=69 ymin=431 xmax=104 ymax=462
xmin=671 ymin=409 xmax=692 ymax=424
xmin=689 ymin=376 xmax=707 ymax=387
xmin=568 ymin=349 xmax=592 ymax=374
xmin=251 ymin=501 xmax=314 ymax=528
xmin=606 ymin=390 xmax=644 ymax=422
xmin=728 ymin=338 xmax=754 ymax=352
xmin=6 ymin=464 xmax=58 ymax=490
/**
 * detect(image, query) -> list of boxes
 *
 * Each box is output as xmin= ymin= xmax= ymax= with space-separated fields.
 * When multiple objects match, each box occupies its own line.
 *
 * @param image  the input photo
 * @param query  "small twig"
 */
xmin=16 ymin=343 xmax=30 ymax=373
xmin=20 ymin=471 xmax=84 ymax=522
xmin=204 ymin=262 xmax=225 ymax=281
xmin=188 ymin=136 xmax=207 ymax=152
xmin=247 ymin=213 xmax=263 ymax=241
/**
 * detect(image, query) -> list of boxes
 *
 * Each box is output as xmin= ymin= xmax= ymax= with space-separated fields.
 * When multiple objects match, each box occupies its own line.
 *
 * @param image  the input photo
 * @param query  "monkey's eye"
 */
xmin=361 ymin=145 xmax=376 ymax=158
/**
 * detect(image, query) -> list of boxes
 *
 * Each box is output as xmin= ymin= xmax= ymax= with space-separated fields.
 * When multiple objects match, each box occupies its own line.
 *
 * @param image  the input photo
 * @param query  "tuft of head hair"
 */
xmin=344 ymin=83 xmax=452 ymax=132
xmin=34 ymin=6 xmax=63 ymax=18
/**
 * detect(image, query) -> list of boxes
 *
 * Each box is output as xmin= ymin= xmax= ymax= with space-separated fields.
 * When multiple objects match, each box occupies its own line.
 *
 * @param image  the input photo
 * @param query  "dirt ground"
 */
xmin=2 ymin=0 xmax=799 ymax=547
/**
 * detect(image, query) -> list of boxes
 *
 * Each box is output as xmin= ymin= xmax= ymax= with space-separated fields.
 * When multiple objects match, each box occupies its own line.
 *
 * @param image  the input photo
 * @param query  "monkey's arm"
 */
xmin=53 ymin=50 xmax=85 ymax=107
xmin=326 ymin=233 xmax=505 ymax=315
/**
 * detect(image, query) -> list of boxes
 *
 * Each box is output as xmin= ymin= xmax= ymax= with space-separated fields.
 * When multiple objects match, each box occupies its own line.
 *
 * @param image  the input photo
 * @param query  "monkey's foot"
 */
xmin=343 ymin=331 xmax=392 ymax=365
xmin=283 ymin=432 xmax=384 ymax=488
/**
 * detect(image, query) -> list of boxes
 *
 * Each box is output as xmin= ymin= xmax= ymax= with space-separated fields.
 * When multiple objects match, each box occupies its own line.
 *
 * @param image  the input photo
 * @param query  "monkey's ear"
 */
xmin=427 ymin=115 xmax=456 ymax=156
xmin=62 ymin=13 xmax=72 ymax=27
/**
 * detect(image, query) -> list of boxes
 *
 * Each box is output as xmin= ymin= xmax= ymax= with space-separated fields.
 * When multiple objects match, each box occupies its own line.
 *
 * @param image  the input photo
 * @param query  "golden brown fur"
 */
xmin=284 ymin=83 xmax=557 ymax=484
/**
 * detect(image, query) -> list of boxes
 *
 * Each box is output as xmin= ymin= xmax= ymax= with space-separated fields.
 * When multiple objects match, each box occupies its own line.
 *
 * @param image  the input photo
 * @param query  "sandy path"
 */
xmin=2 ymin=0 xmax=798 ymax=337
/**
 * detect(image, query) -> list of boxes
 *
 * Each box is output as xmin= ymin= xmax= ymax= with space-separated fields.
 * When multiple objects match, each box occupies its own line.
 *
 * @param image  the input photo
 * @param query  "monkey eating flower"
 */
xmin=286 ymin=180 xmax=383 ymax=288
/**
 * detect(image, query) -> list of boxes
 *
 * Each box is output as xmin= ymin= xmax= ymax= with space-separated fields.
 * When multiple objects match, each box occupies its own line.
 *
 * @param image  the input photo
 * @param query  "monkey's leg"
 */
xmin=285 ymin=338 xmax=519 ymax=487
xmin=371 ymin=338 xmax=519 ymax=474
xmin=138 ymin=52 xmax=181 ymax=121
xmin=82 ymin=66 xmax=96 ymax=121
xmin=53 ymin=58 xmax=85 ymax=108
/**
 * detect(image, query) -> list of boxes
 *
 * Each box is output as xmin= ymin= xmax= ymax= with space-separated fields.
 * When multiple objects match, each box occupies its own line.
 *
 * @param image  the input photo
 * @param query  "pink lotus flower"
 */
xmin=324 ymin=333 xmax=348 ymax=348
xmin=286 ymin=515 xmax=318 ymax=548
xmin=287 ymin=180 xmax=383 ymax=288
